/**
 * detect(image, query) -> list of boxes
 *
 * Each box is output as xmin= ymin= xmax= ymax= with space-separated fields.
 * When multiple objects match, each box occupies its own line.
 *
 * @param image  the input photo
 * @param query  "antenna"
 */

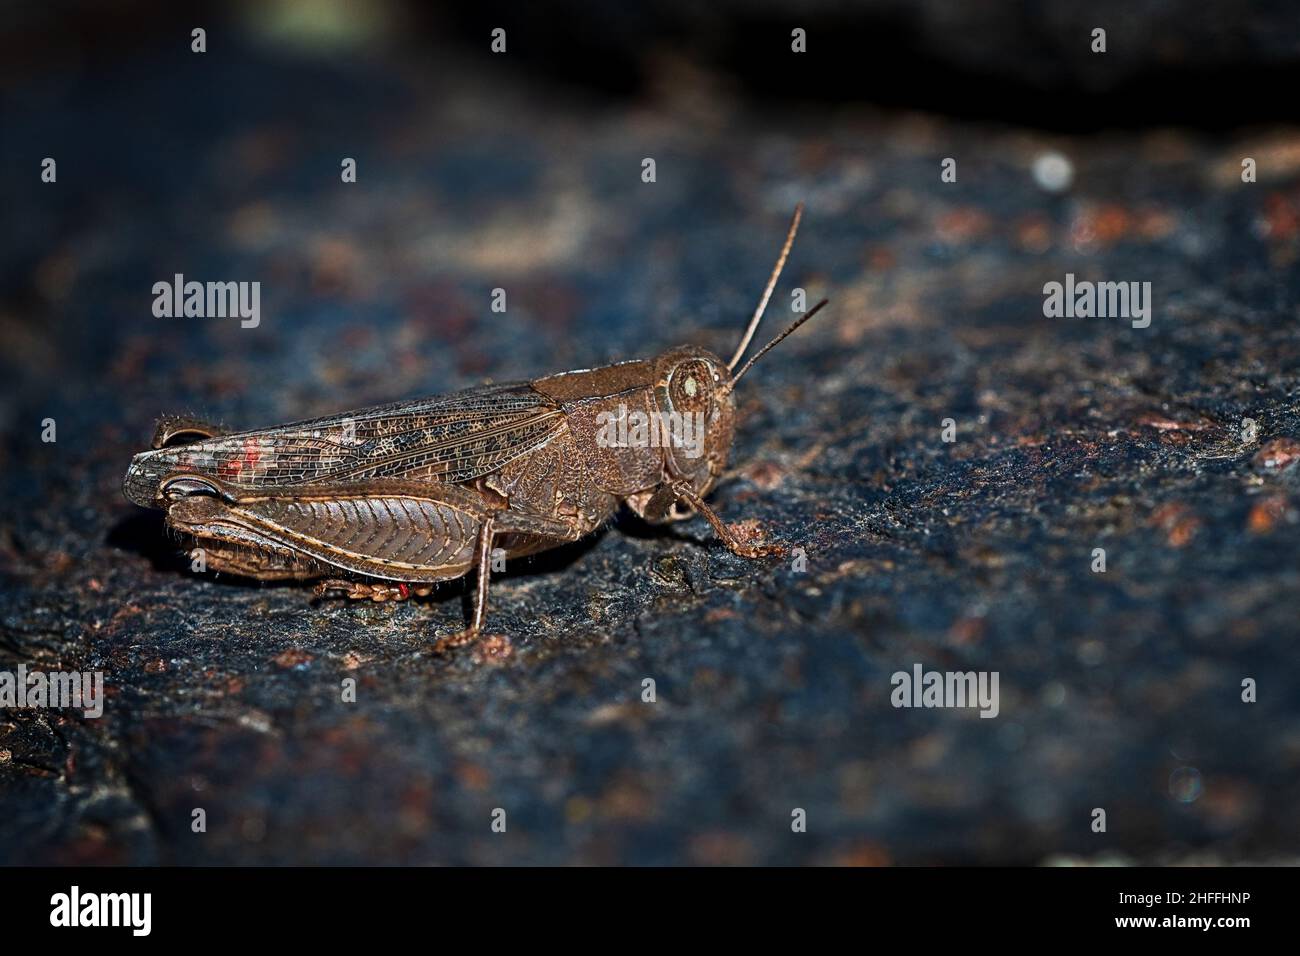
xmin=724 ymin=299 xmax=830 ymax=394
xmin=727 ymin=204 xmax=804 ymax=371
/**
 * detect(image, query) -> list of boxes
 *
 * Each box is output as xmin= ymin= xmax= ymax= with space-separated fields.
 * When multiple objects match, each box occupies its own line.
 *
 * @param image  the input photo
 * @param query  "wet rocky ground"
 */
xmin=2 ymin=27 xmax=1299 ymax=865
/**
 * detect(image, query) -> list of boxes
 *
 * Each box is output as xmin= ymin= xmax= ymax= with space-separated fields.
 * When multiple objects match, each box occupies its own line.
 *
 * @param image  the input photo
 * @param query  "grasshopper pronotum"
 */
xmin=124 ymin=206 xmax=827 ymax=651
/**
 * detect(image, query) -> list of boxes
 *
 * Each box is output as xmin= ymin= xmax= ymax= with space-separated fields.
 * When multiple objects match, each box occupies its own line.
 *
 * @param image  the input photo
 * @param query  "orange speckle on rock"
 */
xmin=1247 ymin=495 xmax=1289 ymax=534
xmin=273 ymin=648 xmax=313 ymax=669
xmin=689 ymin=831 xmax=755 ymax=866
xmin=948 ymin=615 xmax=986 ymax=646
xmin=455 ymin=762 xmax=491 ymax=792
xmin=935 ymin=207 xmax=992 ymax=244
xmin=827 ymin=841 xmax=892 ymax=867
xmin=1261 ymin=193 xmax=1299 ymax=241
xmin=1070 ymin=204 xmax=1133 ymax=252
xmin=867 ymin=247 xmax=897 ymax=271
xmin=1138 ymin=414 xmax=1208 ymax=432
xmin=1149 ymin=503 xmax=1200 ymax=548
xmin=1253 ymin=437 xmax=1300 ymax=470
xmin=476 ymin=634 xmax=513 ymax=663
xmin=1093 ymin=205 xmax=1132 ymax=244
xmin=746 ymin=460 xmax=786 ymax=490
xmin=727 ymin=518 xmax=768 ymax=545
xmin=1015 ymin=214 xmax=1053 ymax=254
xmin=1134 ymin=207 xmax=1176 ymax=240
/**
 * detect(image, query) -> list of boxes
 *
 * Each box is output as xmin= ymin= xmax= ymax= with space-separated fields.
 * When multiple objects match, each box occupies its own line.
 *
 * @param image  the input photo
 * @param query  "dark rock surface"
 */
xmin=2 ymin=23 xmax=1299 ymax=865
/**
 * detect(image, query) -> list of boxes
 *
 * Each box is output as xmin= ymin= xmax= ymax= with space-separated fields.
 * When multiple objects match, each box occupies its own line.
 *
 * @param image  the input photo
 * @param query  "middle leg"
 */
xmin=431 ymin=515 xmax=496 ymax=654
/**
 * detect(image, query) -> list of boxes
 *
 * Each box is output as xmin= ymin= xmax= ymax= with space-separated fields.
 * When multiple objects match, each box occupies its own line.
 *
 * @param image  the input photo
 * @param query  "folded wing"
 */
xmin=124 ymin=383 xmax=565 ymax=505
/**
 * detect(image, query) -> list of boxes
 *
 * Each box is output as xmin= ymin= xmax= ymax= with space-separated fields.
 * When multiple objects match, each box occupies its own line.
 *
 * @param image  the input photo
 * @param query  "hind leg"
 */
xmin=184 ymin=535 xmax=323 ymax=581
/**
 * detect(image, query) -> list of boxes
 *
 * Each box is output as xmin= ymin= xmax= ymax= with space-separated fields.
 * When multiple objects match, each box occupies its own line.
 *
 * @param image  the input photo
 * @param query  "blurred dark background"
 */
xmin=6 ymin=0 xmax=1300 ymax=125
xmin=2 ymin=1 xmax=1298 ymax=865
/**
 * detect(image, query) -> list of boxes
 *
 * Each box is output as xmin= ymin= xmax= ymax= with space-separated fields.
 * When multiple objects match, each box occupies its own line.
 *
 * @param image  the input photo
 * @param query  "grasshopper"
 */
xmin=123 ymin=206 xmax=828 ymax=651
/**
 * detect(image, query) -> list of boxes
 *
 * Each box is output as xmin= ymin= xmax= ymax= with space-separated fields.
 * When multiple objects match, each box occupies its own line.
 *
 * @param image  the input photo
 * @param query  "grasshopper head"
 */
xmin=122 ymin=417 xmax=229 ymax=508
xmin=123 ymin=415 xmax=265 ymax=509
xmin=123 ymin=447 xmax=228 ymax=509
xmin=631 ymin=206 xmax=828 ymax=524
xmin=650 ymin=345 xmax=737 ymax=496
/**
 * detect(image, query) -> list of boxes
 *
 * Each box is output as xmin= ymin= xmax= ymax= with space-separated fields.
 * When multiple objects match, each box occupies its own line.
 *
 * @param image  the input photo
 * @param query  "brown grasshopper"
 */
xmin=123 ymin=206 xmax=828 ymax=651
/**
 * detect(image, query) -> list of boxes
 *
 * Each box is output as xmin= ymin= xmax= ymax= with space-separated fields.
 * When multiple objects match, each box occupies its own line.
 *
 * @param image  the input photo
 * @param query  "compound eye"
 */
xmin=668 ymin=360 xmax=712 ymax=415
xmin=160 ymin=475 xmax=224 ymax=501
xmin=151 ymin=416 xmax=223 ymax=450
